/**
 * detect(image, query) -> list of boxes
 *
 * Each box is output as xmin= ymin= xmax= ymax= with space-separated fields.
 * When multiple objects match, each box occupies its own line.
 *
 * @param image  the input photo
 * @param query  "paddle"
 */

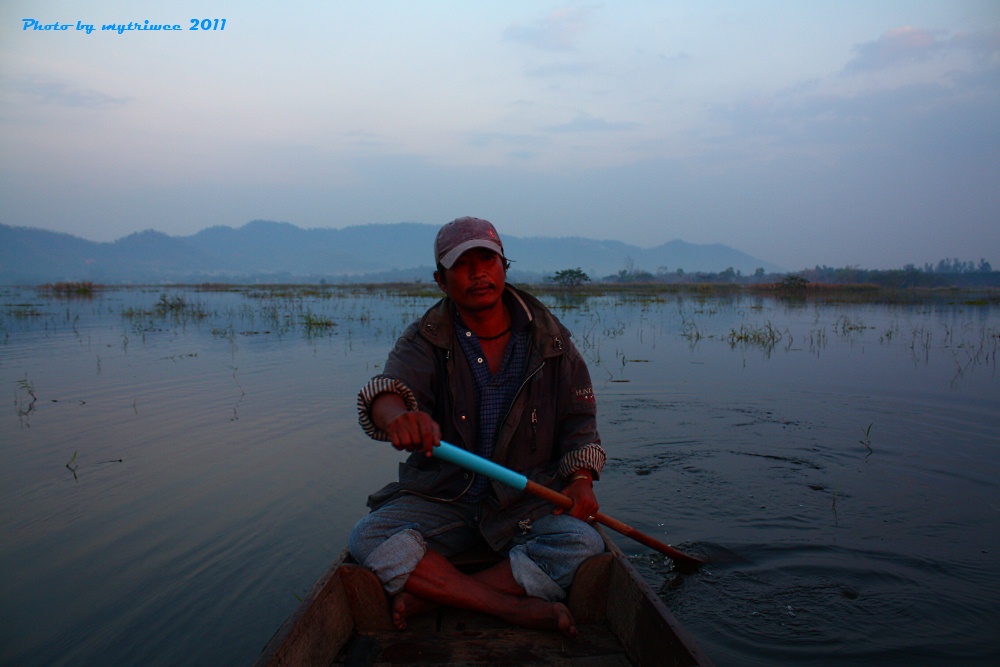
xmin=431 ymin=441 xmax=705 ymax=570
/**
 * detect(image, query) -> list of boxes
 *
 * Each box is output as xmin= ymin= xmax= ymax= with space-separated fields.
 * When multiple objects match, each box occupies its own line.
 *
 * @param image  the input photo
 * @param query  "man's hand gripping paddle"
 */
xmin=432 ymin=441 xmax=705 ymax=571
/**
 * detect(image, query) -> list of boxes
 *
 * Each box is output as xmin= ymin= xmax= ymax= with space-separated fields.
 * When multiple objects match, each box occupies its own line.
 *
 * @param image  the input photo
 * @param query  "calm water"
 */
xmin=1 ymin=285 xmax=998 ymax=666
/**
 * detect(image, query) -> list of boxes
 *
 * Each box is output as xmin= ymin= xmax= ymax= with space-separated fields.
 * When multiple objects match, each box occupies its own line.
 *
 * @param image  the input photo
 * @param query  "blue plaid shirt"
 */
xmin=455 ymin=313 xmax=529 ymax=502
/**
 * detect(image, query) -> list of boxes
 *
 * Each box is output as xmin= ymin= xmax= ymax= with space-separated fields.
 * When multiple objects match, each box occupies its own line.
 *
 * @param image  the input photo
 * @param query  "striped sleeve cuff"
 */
xmin=357 ymin=376 xmax=419 ymax=441
xmin=558 ymin=443 xmax=607 ymax=480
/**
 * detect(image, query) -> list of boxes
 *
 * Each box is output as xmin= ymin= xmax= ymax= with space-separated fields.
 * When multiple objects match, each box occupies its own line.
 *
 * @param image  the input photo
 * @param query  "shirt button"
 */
xmin=477 ymin=357 xmax=484 ymax=364
xmin=465 ymin=331 xmax=472 ymax=337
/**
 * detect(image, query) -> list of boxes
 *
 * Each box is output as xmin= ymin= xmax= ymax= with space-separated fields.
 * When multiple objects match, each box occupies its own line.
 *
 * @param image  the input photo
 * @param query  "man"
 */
xmin=349 ymin=216 xmax=606 ymax=637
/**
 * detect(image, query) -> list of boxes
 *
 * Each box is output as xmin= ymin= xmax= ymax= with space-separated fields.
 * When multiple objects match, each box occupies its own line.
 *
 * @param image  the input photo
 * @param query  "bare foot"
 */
xmin=397 ymin=551 xmax=577 ymax=638
xmin=551 ymin=602 xmax=578 ymax=639
xmin=507 ymin=599 xmax=578 ymax=639
xmin=391 ymin=590 xmax=438 ymax=630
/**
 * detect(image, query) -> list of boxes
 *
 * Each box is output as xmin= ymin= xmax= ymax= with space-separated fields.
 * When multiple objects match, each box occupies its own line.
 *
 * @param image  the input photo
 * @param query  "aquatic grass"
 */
xmin=835 ymin=315 xmax=868 ymax=335
xmin=16 ymin=282 xmax=999 ymax=363
xmin=679 ymin=309 xmax=704 ymax=346
xmin=229 ymin=365 xmax=246 ymax=421
xmin=160 ymin=353 xmax=199 ymax=362
xmin=807 ymin=327 xmax=828 ymax=355
xmin=909 ymin=326 xmax=933 ymax=360
xmin=301 ymin=310 xmax=337 ymax=334
xmin=63 ymin=451 xmax=123 ymax=480
xmin=832 ymin=486 xmax=839 ymax=525
xmin=154 ymin=294 xmax=210 ymax=319
xmin=6 ymin=304 xmax=44 ymax=319
xmin=859 ymin=423 xmax=874 ymax=457
xmin=211 ymin=324 xmax=237 ymax=340
xmin=727 ymin=322 xmax=782 ymax=350
xmin=879 ymin=321 xmax=900 ymax=343
xmin=575 ymin=317 xmax=605 ymax=364
xmin=603 ymin=322 xmax=627 ymax=338
xmin=37 ymin=280 xmax=989 ymax=305
xmin=156 ymin=294 xmax=189 ymax=314
xmin=38 ymin=281 xmax=100 ymax=297
xmin=948 ymin=324 xmax=1000 ymax=382
xmin=16 ymin=375 xmax=38 ymax=424
xmin=120 ymin=293 xmax=210 ymax=326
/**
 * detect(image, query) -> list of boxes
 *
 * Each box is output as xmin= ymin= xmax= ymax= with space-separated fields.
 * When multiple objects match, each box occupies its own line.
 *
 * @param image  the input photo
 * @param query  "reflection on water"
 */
xmin=1 ymin=285 xmax=998 ymax=666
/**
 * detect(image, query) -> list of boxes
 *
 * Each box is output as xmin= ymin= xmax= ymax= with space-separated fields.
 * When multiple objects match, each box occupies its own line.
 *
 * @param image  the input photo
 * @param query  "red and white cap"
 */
xmin=434 ymin=217 xmax=505 ymax=269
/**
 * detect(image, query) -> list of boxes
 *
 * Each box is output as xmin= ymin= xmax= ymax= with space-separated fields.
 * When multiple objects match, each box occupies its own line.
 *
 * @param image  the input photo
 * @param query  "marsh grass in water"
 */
xmin=5 ymin=303 xmax=43 ymax=319
xmin=300 ymin=310 xmax=337 ymax=334
xmin=835 ymin=315 xmax=869 ymax=335
xmin=120 ymin=293 xmax=210 ymax=321
xmin=38 ymin=281 xmax=99 ymax=298
xmin=64 ymin=450 xmax=123 ymax=481
xmin=859 ymin=423 xmax=874 ymax=457
xmin=15 ymin=375 xmax=37 ymax=425
xmin=727 ymin=321 xmax=782 ymax=349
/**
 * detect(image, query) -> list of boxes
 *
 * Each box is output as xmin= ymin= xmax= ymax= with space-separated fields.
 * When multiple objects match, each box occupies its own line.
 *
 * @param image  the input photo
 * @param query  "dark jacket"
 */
xmin=357 ymin=285 xmax=604 ymax=549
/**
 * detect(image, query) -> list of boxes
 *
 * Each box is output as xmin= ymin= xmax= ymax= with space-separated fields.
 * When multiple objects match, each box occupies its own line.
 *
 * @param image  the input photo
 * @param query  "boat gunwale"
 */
xmin=253 ymin=528 xmax=714 ymax=666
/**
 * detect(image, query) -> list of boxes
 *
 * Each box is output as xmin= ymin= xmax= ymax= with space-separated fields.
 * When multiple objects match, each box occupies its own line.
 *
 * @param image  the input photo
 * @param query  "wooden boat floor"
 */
xmin=337 ymin=608 xmax=632 ymax=666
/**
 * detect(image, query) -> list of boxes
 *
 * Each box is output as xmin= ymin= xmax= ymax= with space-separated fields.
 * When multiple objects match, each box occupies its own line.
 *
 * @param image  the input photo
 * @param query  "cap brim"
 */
xmin=438 ymin=239 xmax=504 ymax=269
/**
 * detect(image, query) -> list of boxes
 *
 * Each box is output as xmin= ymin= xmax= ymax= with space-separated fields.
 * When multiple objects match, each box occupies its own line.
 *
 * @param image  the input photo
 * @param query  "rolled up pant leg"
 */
xmin=507 ymin=513 xmax=606 ymax=601
xmin=348 ymin=496 xmax=479 ymax=594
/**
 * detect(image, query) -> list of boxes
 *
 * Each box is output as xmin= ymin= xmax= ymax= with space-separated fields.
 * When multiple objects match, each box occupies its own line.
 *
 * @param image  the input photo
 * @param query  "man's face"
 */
xmin=435 ymin=248 xmax=507 ymax=313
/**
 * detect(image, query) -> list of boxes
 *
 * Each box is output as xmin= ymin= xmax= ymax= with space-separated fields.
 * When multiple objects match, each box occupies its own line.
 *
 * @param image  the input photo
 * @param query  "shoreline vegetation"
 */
xmin=28 ymin=279 xmax=1000 ymax=305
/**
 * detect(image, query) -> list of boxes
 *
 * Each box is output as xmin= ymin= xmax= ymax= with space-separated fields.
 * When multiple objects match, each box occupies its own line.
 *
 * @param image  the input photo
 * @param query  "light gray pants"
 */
xmin=349 ymin=494 xmax=604 ymax=601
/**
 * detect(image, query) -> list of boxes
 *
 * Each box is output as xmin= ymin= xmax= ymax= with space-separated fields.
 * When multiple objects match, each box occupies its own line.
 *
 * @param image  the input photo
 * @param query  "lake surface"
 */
xmin=2 ymin=285 xmax=998 ymax=666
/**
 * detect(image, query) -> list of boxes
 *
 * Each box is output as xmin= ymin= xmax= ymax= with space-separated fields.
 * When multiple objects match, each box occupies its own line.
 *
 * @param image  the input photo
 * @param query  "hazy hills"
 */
xmin=0 ymin=220 xmax=785 ymax=284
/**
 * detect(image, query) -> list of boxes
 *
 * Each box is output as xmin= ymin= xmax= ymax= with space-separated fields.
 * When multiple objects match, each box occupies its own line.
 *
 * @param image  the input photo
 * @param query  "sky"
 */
xmin=2 ymin=1 xmax=998 ymax=271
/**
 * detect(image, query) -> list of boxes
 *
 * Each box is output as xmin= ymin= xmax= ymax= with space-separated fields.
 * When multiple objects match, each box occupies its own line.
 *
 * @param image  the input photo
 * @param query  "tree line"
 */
xmin=546 ymin=257 xmax=998 ymax=288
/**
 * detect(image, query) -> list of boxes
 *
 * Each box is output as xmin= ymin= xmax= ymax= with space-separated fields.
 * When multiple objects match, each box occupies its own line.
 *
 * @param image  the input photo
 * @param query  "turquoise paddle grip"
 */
xmin=432 ymin=441 xmax=528 ymax=491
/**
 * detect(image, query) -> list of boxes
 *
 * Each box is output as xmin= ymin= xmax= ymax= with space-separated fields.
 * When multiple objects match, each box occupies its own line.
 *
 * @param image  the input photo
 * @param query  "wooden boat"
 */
xmin=254 ymin=526 xmax=715 ymax=666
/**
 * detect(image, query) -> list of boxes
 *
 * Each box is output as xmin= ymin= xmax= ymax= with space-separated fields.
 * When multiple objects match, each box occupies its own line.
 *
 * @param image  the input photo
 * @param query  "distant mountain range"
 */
xmin=0 ymin=220 xmax=785 ymax=284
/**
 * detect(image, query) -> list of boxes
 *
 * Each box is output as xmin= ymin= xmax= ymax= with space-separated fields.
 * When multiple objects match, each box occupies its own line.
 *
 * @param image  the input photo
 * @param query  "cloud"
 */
xmin=7 ymin=77 xmax=131 ymax=109
xmin=343 ymin=129 xmax=388 ymax=150
xmin=715 ymin=25 xmax=1000 ymax=159
xmin=844 ymin=26 xmax=1000 ymax=74
xmin=845 ymin=26 xmax=938 ymax=73
xmin=467 ymin=131 xmax=545 ymax=148
xmin=544 ymin=113 xmax=641 ymax=133
xmin=524 ymin=61 xmax=596 ymax=78
xmin=504 ymin=6 xmax=592 ymax=51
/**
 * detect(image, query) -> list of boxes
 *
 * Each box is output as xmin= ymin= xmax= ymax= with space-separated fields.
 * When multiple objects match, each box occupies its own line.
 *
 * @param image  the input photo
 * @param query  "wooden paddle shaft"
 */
xmin=524 ymin=480 xmax=705 ymax=567
xmin=431 ymin=442 xmax=703 ymax=567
